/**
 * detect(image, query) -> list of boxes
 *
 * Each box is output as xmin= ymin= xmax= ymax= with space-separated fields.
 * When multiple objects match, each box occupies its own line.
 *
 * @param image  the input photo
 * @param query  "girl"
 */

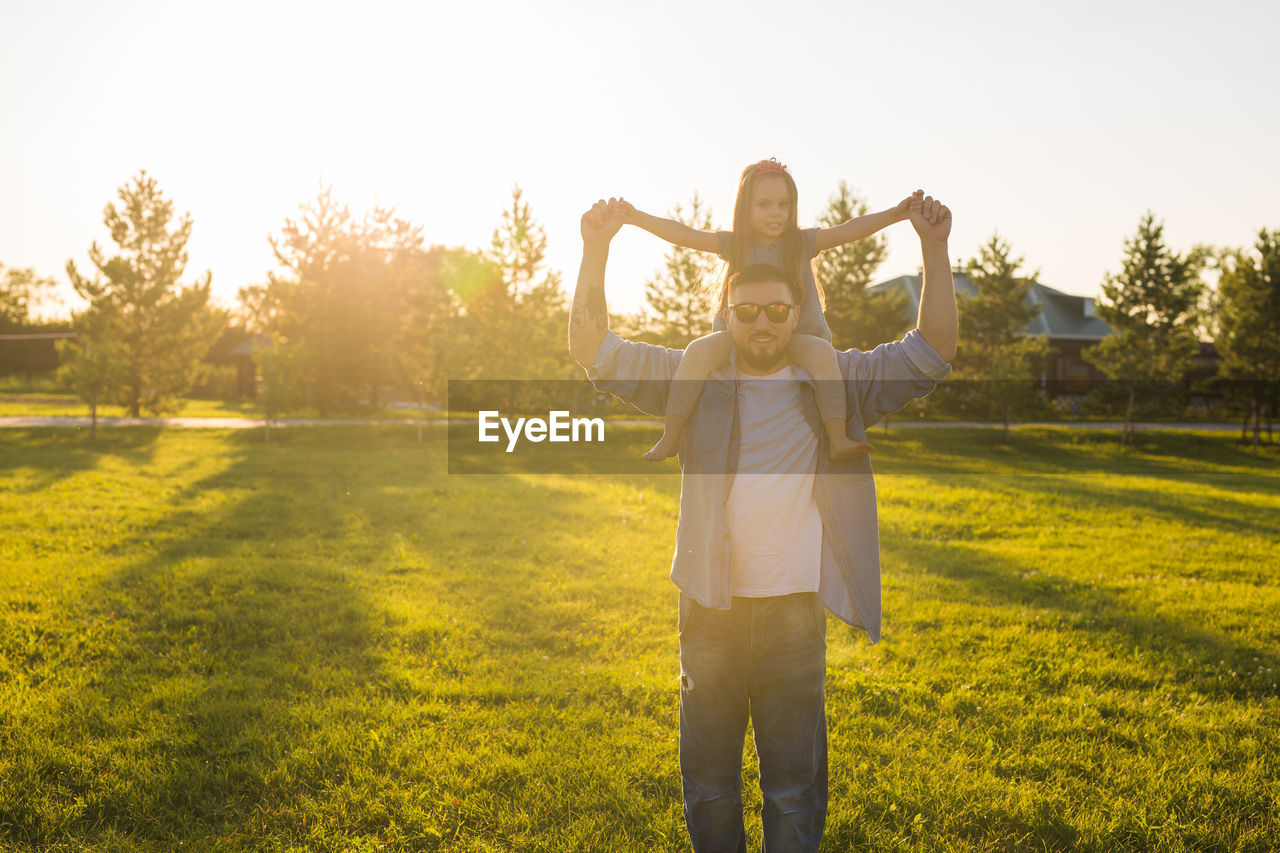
xmin=622 ymin=158 xmax=917 ymax=461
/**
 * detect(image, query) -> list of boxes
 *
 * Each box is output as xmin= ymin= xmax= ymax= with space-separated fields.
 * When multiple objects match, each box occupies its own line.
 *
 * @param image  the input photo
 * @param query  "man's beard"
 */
xmin=736 ymin=341 xmax=788 ymax=373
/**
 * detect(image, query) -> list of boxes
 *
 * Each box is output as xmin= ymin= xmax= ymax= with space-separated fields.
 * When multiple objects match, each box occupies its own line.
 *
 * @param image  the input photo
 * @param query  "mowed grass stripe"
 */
xmin=0 ymin=426 xmax=1276 ymax=851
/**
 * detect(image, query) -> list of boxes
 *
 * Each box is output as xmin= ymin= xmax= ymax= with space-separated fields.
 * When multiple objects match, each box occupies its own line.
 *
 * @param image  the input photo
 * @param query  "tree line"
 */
xmin=942 ymin=215 xmax=1278 ymax=444
xmin=1 ymin=172 xmax=1277 ymax=443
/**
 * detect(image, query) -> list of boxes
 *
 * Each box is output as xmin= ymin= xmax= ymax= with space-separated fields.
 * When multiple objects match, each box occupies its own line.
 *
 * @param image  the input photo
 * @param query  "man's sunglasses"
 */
xmin=727 ymin=302 xmax=796 ymax=323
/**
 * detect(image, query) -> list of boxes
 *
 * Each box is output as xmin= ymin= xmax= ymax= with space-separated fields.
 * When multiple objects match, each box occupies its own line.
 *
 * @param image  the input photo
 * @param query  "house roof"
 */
xmin=866 ymin=272 xmax=1113 ymax=341
xmin=227 ymin=333 xmax=274 ymax=357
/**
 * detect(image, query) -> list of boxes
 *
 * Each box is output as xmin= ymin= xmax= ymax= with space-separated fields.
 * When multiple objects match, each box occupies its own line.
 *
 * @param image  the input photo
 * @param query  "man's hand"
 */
xmin=570 ymin=198 xmax=625 ymax=367
xmin=908 ymin=191 xmax=952 ymax=245
xmin=580 ymin=198 xmax=627 ymax=247
xmin=910 ymin=190 xmax=957 ymax=361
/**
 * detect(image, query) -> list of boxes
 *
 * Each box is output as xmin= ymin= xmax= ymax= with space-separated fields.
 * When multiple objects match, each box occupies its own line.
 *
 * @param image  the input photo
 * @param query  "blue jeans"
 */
xmin=679 ymin=592 xmax=828 ymax=853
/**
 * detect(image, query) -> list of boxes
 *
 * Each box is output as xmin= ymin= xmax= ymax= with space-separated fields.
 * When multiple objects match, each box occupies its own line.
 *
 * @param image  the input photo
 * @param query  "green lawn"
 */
xmin=1 ymin=426 xmax=1277 ymax=851
xmin=0 ymin=394 xmax=266 ymax=419
xmin=0 ymin=395 xmax=450 ymax=422
xmin=0 ymin=377 xmax=448 ymax=420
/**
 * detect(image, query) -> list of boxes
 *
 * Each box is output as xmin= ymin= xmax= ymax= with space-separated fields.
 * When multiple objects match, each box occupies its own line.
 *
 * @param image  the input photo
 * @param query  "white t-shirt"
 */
xmin=726 ymin=365 xmax=823 ymax=597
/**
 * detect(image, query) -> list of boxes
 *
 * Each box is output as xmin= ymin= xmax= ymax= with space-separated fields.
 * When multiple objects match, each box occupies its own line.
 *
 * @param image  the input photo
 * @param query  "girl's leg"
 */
xmin=793 ymin=262 xmax=832 ymax=341
xmin=645 ymin=331 xmax=733 ymax=461
xmin=788 ymin=335 xmax=872 ymax=462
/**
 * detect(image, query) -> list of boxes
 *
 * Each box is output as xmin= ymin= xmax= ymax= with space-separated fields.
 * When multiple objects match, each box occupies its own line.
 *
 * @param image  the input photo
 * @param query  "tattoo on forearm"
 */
xmin=571 ymin=284 xmax=607 ymax=330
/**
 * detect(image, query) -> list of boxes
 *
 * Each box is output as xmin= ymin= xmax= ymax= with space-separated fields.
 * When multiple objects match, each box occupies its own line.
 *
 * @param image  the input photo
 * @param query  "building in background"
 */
xmin=868 ymin=271 xmax=1115 ymax=398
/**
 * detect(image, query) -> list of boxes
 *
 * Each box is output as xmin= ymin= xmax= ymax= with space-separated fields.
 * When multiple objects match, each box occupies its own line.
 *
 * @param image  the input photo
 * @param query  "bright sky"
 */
xmin=3 ymin=0 xmax=1277 ymax=321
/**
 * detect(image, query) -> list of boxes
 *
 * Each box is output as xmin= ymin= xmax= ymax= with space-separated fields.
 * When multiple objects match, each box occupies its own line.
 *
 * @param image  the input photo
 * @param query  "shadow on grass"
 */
xmin=1022 ymin=473 xmax=1279 ymax=544
xmin=0 ymin=428 xmax=163 ymax=493
xmin=873 ymin=427 xmax=1280 ymax=488
xmin=408 ymin=464 xmax=678 ymax=704
xmin=875 ymin=428 xmax=1280 ymax=544
xmin=11 ymin=424 xmax=1271 ymax=849
xmin=882 ymin=534 xmax=1280 ymax=699
xmin=4 ymin=426 xmax=686 ymax=849
xmin=3 ymin=428 xmax=422 ymax=848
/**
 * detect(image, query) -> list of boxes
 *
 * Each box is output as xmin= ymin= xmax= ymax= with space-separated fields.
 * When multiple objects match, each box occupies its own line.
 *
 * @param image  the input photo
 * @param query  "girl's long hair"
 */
xmin=719 ymin=159 xmax=824 ymax=313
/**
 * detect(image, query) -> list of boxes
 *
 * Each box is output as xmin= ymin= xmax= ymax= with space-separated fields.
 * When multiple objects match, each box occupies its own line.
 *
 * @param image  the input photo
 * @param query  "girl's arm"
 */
xmin=814 ymin=192 xmax=919 ymax=253
xmin=619 ymin=201 xmax=721 ymax=254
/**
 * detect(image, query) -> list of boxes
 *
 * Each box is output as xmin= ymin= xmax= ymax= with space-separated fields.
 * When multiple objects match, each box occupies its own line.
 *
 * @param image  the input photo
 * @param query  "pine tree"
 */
xmin=456 ymin=186 xmax=571 ymax=413
xmin=489 ymin=185 xmax=571 ymax=382
xmin=642 ymin=193 xmax=717 ymax=348
xmin=390 ymin=245 xmax=453 ymax=441
xmin=256 ymin=333 xmax=306 ymax=441
xmin=55 ymin=306 xmax=117 ymax=439
xmin=957 ymin=234 xmax=1049 ymax=443
xmin=817 ymin=182 xmax=909 ymax=351
xmin=257 ymin=186 xmax=431 ymax=414
xmin=1215 ymin=228 xmax=1280 ymax=445
xmin=63 ymin=171 xmax=224 ymax=417
xmin=1084 ymin=212 xmax=1205 ymax=444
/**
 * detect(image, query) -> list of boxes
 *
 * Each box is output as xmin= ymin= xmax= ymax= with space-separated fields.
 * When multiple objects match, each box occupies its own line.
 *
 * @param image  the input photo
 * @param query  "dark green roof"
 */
xmin=866 ymin=272 xmax=1113 ymax=341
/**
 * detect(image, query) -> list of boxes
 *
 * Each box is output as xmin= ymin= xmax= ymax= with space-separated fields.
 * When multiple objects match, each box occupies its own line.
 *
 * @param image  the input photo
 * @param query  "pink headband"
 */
xmin=752 ymin=158 xmax=788 ymax=176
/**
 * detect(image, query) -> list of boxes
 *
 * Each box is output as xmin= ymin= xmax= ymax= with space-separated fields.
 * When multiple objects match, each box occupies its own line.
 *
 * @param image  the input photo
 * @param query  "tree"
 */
xmin=1084 ymin=212 xmax=1206 ymax=445
xmin=62 ymin=171 xmax=225 ymax=416
xmin=1214 ymin=228 xmax=1280 ymax=445
xmin=816 ymin=182 xmax=910 ymax=351
xmin=1 ymin=264 xmax=63 ymax=378
xmin=256 ymin=333 xmax=307 ymax=442
xmin=642 ymin=193 xmax=718 ymax=348
xmin=55 ymin=307 xmax=117 ymax=439
xmin=0 ymin=264 xmax=55 ymax=329
xmin=433 ymin=247 xmax=498 ymax=415
xmin=390 ymin=245 xmax=453 ymax=441
xmin=491 ymin=185 xmax=571 ymax=379
xmin=955 ymin=234 xmax=1049 ymax=443
xmin=456 ymin=186 xmax=572 ymax=412
xmin=250 ymin=186 xmax=433 ymax=414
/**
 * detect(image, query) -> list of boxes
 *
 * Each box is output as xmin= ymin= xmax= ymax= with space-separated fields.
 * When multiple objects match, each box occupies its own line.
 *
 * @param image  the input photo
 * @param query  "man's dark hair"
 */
xmin=717 ymin=263 xmax=803 ymax=312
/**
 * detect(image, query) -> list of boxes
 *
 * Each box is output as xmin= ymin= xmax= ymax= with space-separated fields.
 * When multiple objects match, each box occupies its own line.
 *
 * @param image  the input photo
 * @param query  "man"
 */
xmin=568 ymin=194 xmax=957 ymax=852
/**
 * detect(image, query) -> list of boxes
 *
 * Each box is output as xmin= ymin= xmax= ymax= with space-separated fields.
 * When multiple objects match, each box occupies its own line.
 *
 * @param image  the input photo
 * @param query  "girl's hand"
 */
xmin=580 ymin=198 xmax=626 ymax=246
xmin=895 ymin=190 xmax=924 ymax=221
xmin=615 ymin=198 xmax=637 ymax=223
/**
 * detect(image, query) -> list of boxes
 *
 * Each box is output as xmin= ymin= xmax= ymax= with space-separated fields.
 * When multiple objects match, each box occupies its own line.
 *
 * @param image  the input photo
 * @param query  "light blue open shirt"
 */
xmin=586 ymin=329 xmax=951 ymax=642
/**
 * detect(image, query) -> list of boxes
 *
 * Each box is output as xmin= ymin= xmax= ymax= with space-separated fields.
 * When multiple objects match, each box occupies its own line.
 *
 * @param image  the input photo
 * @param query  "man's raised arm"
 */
xmin=909 ymin=192 xmax=958 ymax=362
xmin=569 ymin=199 xmax=626 ymax=369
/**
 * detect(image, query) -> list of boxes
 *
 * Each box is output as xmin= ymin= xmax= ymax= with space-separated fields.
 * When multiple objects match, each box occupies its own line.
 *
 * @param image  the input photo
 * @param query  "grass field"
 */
xmin=0 ymin=393 xmax=440 ymax=422
xmin=0 ymin=376 xmax=446 ymax=420
xmin=1 ymin=425 xmax=1277 ymax=851
xmin=0 ymin=395 xmax=267 ymax=420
